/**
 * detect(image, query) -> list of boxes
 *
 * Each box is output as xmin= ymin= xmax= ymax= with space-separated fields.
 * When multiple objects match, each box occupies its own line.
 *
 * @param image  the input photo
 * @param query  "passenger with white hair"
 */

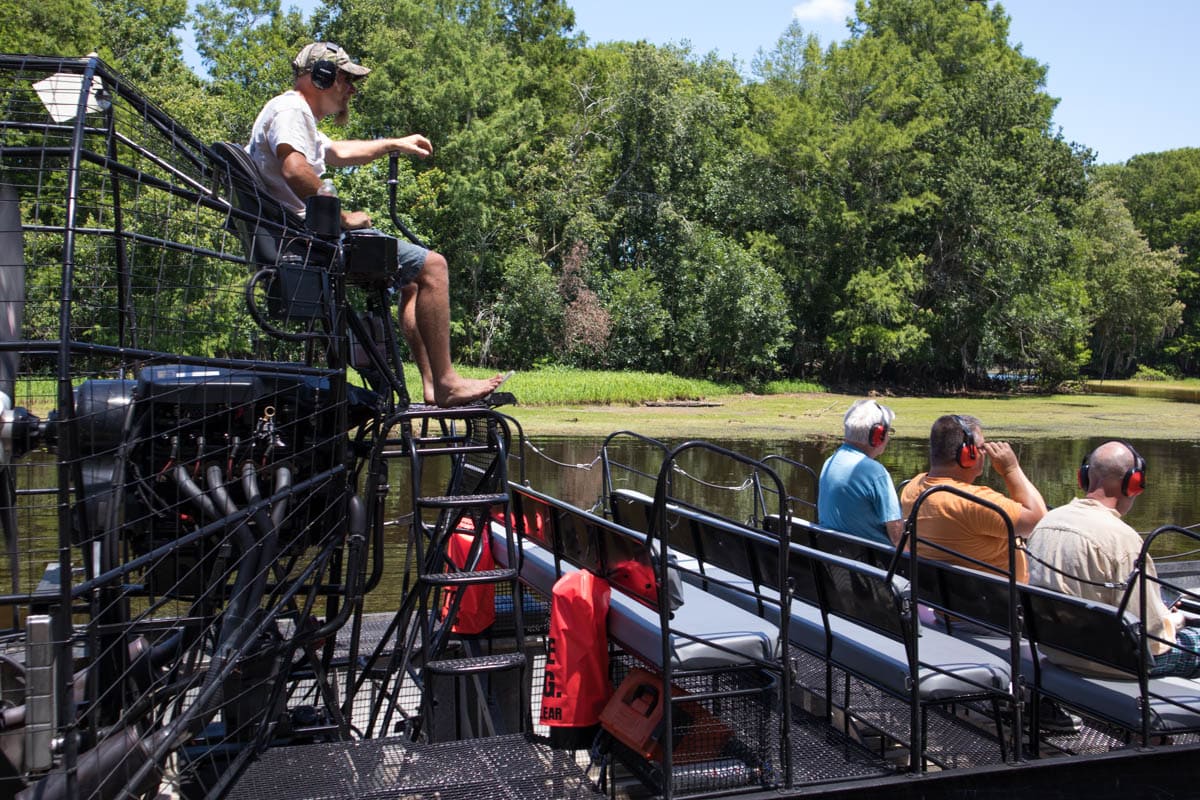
xmin=817 ymin=399 xmax=903 ymax=546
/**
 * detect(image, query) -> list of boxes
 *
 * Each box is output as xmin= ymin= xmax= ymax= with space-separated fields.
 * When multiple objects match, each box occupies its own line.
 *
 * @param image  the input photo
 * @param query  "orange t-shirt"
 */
xmin=899 ymin=474 xmax=1028 ymax=583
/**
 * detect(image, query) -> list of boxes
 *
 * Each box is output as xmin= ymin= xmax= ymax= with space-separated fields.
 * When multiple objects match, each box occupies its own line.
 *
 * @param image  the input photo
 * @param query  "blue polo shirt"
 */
xmin=817 ymin=443 xmax=902 ymax=546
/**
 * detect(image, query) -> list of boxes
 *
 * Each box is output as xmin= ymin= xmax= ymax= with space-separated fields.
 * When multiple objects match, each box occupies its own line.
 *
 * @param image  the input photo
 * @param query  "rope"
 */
xmin=670 ymin=463 xmax=755 ymax=492
xmin=1156 ymin=546 xmax=1200 ymax=562
xmin=519 ymin=437 xmax=601 ymax=471
xmin=1138 ymin=521 xmax=1200 ymax=536
xmin=518 ymin=435 xmax=762 ymax=494
xmin=1018 ymin=541 xmax=1130 ymax=591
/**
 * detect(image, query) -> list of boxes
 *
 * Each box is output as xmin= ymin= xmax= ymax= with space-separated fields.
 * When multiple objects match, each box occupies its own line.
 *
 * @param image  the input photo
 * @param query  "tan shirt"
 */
xmin=1026 ymin=497 xmax=1172 ymax=677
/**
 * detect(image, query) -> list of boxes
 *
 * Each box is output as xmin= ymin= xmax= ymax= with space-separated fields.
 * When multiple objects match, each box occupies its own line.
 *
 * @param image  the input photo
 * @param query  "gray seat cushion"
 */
xmin=685 ymin=561 xmax=1010 ymax=700
xmin=1036 ymin=660 xmax=1200 ymax=732
xmin=951 ymin=626 xmax=1200 ymax=732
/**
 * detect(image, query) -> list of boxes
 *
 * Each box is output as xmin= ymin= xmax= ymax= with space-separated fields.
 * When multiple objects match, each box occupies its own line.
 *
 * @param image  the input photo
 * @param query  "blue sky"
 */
xmin=566 ymin=0 xmax=1198 ymax=165
xmin=183 ymin=0 xmax=1197 ymax=165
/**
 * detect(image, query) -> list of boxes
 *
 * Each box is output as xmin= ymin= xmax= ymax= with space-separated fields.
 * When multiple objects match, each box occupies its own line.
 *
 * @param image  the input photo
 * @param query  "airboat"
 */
xmin=0 ymin=54 xmax=1199 ymax=800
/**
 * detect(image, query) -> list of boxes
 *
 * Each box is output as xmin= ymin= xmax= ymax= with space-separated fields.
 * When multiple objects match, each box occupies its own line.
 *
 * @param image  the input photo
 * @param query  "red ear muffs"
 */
xmin=954 ymin=415 xmax=979 ymax=469
xmin=1122 ymin=443 xmax=1146 ymax=497
xmin=1078 ymin=442 xmax=1146 ymax=497
xmin=868 ymin=421 xmax=887 ymax=448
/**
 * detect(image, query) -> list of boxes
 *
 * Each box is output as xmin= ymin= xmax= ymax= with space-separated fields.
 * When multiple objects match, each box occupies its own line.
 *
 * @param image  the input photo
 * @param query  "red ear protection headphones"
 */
xmin=867 ymin=403 xmax=889 ymax=448
xmin=309 ymin=44 xmax=340 ymax=90
xmin=953 ymin=415 xmax=979 ymax=469
xmin=1078 ymin=441 xmax=1146 ymax=498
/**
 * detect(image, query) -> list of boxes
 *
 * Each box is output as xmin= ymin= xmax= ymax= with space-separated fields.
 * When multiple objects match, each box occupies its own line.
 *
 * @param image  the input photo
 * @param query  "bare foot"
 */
xmin=434 ymin=373 xmax=506 ymax=408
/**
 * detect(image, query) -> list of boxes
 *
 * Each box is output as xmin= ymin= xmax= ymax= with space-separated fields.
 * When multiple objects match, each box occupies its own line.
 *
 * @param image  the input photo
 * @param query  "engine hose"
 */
xmin=307 ymin=493 xmax=367 ymax=642
xmin=14 ymin=726 xmax=168 ymax=800
xmin=206 ymin=465 xmax=262 ymax=656
xmin=173 ymin=463 xmax=218 ymax=521
xmin=270 ymin=464 xmax=292 ymax=531
xmin=241 ymin=463 xmax=280 ymax=612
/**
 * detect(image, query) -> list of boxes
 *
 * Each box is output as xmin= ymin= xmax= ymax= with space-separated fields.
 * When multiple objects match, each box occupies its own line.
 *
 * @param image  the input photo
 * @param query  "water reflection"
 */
xmin=7 ymin=433 xmax=1197 ymax=610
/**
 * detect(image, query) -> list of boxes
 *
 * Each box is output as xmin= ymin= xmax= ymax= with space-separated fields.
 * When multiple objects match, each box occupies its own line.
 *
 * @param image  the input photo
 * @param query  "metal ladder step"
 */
xmin=424 ymin=651 xmax=527 ymax=677
xmin=420 ymin=568 xmax=518 ymax=588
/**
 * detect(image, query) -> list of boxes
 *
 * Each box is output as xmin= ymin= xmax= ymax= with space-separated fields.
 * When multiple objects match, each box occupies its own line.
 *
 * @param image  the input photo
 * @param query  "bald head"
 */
xmin=1082 ymin=441 xmax=1136 ymax=493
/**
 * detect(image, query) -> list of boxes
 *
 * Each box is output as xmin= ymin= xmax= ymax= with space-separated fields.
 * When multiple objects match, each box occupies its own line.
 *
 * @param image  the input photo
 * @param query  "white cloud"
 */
xmin=792 ymin=0 xmax=854 ymax=24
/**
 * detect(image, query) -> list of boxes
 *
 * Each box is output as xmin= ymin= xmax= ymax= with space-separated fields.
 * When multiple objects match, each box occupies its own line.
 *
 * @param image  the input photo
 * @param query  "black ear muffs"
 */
xmin=310 ymin=59 xmax=338 ymax=90
xmin=953 ymin=415 xmax=979 ymax=469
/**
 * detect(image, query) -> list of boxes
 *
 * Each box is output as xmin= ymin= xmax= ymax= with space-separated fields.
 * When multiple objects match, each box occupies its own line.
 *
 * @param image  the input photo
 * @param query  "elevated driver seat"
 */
xmin=211 ymin=141 xmax=335 ymax=321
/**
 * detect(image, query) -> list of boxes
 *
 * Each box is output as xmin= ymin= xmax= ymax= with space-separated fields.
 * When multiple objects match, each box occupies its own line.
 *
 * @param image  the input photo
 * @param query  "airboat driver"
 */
xmin=248 ymin=42 xmax=506 ymax=408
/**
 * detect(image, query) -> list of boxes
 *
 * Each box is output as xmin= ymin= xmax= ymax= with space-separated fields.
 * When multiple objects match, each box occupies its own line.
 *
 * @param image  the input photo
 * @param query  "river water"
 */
xmin=6 ymin=432 xmax=1197 ymax=606
xmin=512 ymin=434 xmax=1200 ymax=550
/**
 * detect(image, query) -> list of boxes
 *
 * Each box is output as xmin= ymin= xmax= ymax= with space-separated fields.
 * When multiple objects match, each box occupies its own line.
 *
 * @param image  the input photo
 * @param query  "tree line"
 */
xmin=2 ymin=0 xmax=1197 ymax=389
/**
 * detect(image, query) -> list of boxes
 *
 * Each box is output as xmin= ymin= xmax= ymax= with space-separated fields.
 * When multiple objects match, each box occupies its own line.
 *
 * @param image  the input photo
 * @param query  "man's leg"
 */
xmin=398 ymin=284 xmax=436 ymax=404
xmin=1151 ymin=626 xmax=1200 ymax=678
xmin=404 ymin=249 xmax=503 ymax=407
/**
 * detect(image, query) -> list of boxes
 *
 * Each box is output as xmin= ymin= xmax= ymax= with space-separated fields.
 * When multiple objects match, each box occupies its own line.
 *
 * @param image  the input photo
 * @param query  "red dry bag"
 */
xmin=540 ymin=570 xmax=612 ymax=747
xmin=440 ymin=519 xmax=496 ymax=635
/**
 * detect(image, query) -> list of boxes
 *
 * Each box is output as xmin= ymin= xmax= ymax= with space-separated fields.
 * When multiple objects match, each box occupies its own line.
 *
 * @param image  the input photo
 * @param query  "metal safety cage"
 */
xmin=0 ymin=54 xmax=370 ymax=800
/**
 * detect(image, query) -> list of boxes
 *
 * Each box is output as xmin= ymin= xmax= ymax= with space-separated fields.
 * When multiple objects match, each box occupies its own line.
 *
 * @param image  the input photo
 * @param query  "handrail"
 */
xmin=650 ymin=440 xmax=792 ymax=795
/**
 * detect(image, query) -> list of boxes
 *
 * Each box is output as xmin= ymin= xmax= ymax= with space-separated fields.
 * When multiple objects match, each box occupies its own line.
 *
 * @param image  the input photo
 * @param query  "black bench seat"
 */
xmin=609 ymin=488 xmax=1015 ymax=771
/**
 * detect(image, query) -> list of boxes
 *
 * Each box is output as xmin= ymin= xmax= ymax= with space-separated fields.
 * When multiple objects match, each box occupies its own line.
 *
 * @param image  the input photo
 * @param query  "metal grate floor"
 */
xmin=789 ymin=645 xmax=1009 ymax=770
xmin=782 ymin=705 xmax=897 ymax=784
xmin=229 ymin=734 xmax=604 ymax=800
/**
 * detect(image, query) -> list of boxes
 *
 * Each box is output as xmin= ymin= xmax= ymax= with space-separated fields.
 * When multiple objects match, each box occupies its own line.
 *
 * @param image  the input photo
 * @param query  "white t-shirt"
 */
xmin=247 ymin=90 xmax=332 ymax=215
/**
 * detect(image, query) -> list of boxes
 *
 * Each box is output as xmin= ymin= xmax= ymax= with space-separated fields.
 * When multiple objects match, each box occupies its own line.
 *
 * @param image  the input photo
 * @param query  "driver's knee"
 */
xmin=418 ymin=251 xmax=449 ymax=289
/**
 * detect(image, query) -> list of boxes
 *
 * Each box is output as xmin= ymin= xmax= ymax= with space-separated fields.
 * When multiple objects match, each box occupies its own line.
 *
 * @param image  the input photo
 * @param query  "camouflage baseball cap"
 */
xmin=293 ymin=42 xmax=371 ymax=78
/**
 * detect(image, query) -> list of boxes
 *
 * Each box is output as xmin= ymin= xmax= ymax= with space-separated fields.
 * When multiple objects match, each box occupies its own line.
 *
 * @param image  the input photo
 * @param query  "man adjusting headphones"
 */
xmin=246 ymin=42 xmax=508 ymax=407
xmin=899 ymin=414 xmax=1047 ymax=583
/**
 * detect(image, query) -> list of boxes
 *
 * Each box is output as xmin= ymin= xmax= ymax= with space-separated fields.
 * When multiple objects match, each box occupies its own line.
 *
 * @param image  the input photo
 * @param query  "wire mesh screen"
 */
xmin=0 ymin=55 xmax=367 ymax=800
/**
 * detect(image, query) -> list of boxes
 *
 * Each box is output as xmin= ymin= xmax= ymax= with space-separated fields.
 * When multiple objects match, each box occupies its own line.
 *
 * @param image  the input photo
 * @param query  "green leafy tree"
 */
xmin=485 ymin=246 xmax=564 ymax=368
xmin=601 ymin=267 xmax=669 ymax=371
xmin=742 ymin=0 xmax=1090 ymax=386
xmin=192 ymin=0 xmax=312 ymax=143
xmin=0 ymin=0 xmax=101 ymax=56
xmin=1101 ymin=149 xmax=1200 ymax=372
xmin=1073 ymin=180 xmax=1183 ymax=377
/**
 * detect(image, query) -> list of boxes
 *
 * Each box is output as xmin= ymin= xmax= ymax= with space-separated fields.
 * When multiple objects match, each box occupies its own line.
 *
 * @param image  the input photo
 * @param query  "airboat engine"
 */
xmin=65 ymin=365 xmax=363 ymax=597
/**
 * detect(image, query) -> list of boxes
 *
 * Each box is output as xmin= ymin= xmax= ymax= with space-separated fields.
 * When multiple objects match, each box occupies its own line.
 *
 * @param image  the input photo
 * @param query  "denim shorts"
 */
xmin=397 ymin=238 xmax=429 ymax=286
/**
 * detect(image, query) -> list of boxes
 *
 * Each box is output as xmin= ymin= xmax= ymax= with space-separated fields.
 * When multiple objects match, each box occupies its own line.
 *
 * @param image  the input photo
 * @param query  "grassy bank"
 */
xmin=24 ymin=368 xmax=1200 ymax=443
xmin=486 ymin=369 xmax=1200 ymax=442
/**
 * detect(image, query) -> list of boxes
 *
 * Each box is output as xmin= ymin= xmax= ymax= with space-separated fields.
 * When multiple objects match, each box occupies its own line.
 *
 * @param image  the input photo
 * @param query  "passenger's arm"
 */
xmin=982 ymin=441 xmax=1047 ymax=536
xmin=885 ymin=518 xmax=904 ymax=546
